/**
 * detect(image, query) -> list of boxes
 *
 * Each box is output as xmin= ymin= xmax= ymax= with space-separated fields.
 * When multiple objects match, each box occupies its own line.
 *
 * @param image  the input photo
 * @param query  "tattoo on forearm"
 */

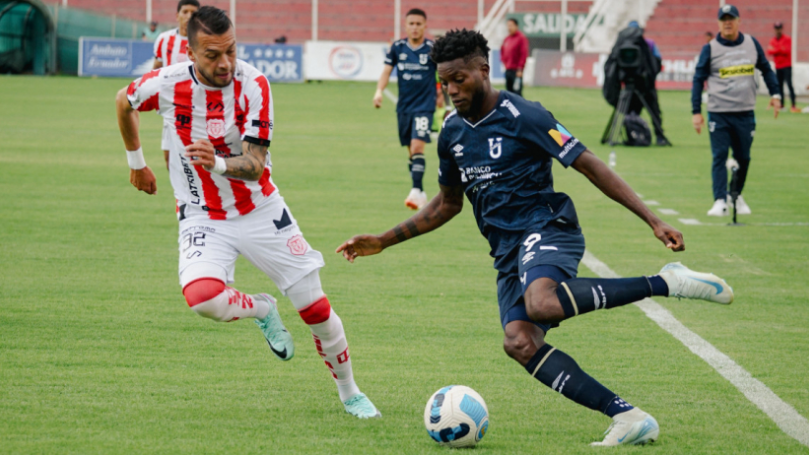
xmin=404 ymin=219 xmax=419 ymax=237
xmin=393 ymin=226 xmax=407 ymax=242
xmin=224 ymin=142 xmax=267 ymax=180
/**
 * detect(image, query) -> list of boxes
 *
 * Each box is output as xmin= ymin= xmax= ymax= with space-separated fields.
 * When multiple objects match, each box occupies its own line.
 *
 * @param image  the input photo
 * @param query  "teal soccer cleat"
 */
xmin=343 ymin=393 xmax=381 ymax=419
xmin=254 ymin=293 xmax=295 ymax=361
xmin=659 ymin=262 xmax=734 ymax=305
xmin=591 ymin=408 xmax=659 ymax=446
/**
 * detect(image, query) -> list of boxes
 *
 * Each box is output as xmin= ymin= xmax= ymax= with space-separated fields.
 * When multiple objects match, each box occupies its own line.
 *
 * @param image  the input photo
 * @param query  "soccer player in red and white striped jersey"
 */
xmin=153 ymin=0 xmax=199 ymax=168
xmin=115 ymin=6 xmax=380 ymax=419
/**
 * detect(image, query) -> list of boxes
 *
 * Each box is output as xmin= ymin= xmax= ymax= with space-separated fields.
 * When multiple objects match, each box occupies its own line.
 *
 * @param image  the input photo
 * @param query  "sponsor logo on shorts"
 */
xmin=287 ymin=234 xmax=308 ymax=255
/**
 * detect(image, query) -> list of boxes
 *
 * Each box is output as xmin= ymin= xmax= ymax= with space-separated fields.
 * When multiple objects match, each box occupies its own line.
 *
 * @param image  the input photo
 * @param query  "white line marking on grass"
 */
xmin=643 ymin=200 xmax=660 ymax=206
xmin=658 ymin=208 xmax=680 ymax=215
xmin=383 ymin=88 xmax=398 ymax=103
xmin=582 ymin=250 xmax=809 ymax=447
xmin=678 ymin=218 xmax=703 ymax=225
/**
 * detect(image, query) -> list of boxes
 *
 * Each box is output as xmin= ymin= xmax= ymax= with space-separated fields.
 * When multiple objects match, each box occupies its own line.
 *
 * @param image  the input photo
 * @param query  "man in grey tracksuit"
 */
xmin=691 ymin=4 xmax=781 ymax=217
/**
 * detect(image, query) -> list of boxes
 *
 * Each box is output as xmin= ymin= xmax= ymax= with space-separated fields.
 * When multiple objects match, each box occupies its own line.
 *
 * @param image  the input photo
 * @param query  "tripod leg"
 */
xmin=601 ymin=108 xmax=617 ymax=144
xmin=635 ymin=90 xmax=670 ymax=144
xmin=610 ymin=90 xmax=631 ymax=146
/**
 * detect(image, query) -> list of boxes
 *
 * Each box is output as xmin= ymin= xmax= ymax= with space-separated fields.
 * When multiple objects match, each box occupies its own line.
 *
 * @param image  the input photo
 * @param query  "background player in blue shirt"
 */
xmin=340 ymin=29 xmax=735 ymax=447
xmin=373 ymin=8 xmax=437 ymax=210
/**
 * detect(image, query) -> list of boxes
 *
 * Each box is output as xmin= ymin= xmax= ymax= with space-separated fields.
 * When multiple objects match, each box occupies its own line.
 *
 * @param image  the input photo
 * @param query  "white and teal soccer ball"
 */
xmin=424 ymin=385 xmax=489 ymax=448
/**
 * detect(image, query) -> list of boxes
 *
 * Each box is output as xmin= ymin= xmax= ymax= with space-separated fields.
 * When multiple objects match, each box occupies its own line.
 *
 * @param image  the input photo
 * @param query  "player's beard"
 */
xmin=465 ymin=86 xmax=486 ymax=118
xmin=197 ymin=65 xmax=233 ymax=88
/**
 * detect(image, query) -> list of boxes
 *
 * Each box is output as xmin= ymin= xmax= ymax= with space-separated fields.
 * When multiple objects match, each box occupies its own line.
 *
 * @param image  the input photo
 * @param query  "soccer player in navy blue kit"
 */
xmin=374 ymin=8 xmax=437 ymax=210
xmin=340 ymin=30 xmax=735 ymax=446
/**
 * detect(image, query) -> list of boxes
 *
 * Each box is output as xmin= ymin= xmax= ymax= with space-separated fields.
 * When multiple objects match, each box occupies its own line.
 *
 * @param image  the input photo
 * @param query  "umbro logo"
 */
xmin=453 ymin=144 xmax=464 ymax=156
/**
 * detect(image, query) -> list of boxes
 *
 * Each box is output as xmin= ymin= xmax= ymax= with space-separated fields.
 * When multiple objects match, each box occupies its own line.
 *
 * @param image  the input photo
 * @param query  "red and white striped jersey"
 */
xmin=126 ymin=60 xmax=277 ymax=221
xmin=153 ymin=28 xmax=189 ymax=67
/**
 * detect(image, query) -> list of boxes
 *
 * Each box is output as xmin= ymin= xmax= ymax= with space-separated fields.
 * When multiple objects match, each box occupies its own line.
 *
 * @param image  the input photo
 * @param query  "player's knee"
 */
xmin=183 ymin=278 xmax=229 ymax=321
xmin=503 ymin=331 xmax=539 ymax=364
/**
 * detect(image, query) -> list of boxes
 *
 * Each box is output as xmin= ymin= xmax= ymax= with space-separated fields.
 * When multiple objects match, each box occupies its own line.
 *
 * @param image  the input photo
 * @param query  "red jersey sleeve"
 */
xmin=242 ymin=73 xmax=274 ymax=146
xmin=126 ymin=69 xmax=162 ymax=112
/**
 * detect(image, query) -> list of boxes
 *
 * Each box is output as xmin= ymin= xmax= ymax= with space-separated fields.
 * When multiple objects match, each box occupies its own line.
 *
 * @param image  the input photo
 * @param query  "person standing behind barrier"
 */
xmin=501 ymin=18 xmax=528 ymax=96
xmin=767 ymin=22 xmax=800 ymax=113
xmin=691 ymin=5 xmax=781 ymax=217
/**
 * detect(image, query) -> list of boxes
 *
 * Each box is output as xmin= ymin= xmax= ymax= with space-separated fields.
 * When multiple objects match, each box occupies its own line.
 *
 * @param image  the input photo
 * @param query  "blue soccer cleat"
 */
xmin=343 ymin=393 xmax=381 ymax=419
xmin=254 ymin=293 xmax=294 ymax=361
xmin=659 ymin=262 xmax=734 ymax=305
xmin=591 ymin=407 xmax=659 ymax=446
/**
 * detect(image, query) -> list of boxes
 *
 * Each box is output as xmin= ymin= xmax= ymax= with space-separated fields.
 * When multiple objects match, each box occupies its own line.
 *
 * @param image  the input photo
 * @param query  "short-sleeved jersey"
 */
xmin=437 ymin=91 xmax=587 ymax=271
xmin=384 ymin=38 xmax=437 ymax=114
xmin=126 ymin=60 xmax=277 ymax=221
xmin=153 ymin=28 xmax=189 ymax=67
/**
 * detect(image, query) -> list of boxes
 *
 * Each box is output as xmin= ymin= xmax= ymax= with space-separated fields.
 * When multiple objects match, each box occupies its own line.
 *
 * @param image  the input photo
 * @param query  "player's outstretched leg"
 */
xmin=182 ymin=278 xmax=294 ymax=360
xmin=288 ymin=271 xmax=381 ymax=418
xmin=503 ymin=320 xmax=658 ymax=446
xmin=523 ymin=264 xmax=733 ymax=323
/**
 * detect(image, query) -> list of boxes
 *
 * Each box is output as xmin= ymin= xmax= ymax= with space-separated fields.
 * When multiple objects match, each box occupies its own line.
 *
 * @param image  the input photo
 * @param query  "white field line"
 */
xmin=658 ymin=208 xmax=680 ymax=215
xmin=581 ymin=250 xmax=809 ymax=448
xmin=383 ymin=88 xmax=398 ymax=103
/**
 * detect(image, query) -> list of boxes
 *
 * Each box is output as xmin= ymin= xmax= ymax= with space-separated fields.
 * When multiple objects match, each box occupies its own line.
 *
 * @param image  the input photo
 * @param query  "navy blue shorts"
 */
xmin=397 ymin=111 xmax=433 ymax=146
xmin=496 ymin=221 xmax=585 ymax=332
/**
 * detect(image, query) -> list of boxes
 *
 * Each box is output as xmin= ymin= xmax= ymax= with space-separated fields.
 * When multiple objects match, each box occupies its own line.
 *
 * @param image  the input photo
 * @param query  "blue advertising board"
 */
xmin=79 ymin=38 xmax=154 ymax=77
xmin=236 ymin=44 xmax=302 ymax=83
xmin=79 ymin=37 xmax=303 ymax=83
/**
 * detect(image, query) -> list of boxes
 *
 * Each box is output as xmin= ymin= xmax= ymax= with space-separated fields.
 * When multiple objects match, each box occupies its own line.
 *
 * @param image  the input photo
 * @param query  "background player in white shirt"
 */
xmin=153 ymin=0 xmax=199 ymax=169
xmin=115 ymin=6 xmax=380 ymax=419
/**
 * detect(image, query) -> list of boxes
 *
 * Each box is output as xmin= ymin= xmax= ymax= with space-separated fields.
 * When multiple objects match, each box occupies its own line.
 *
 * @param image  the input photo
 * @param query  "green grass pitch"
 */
xmin=1 ymin=75 xmax=808 ymax=454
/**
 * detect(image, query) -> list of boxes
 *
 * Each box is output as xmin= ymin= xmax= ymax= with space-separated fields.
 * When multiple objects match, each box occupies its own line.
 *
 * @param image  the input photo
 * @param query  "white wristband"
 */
xmin=211 ymin=155 xmax=227 ymax=175
xmin=126 ymin=147 xmax=147 ymax=170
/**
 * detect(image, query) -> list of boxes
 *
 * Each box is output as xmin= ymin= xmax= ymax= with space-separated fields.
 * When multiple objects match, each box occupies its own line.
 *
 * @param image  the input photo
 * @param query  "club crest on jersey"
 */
xmin=488 ymin=137 xmax=503 ymax=159
xmin=399 ymin=53 xmax=408 ymax=61
xmin=207 ymin=119 xmax=225 ymax=138
xmin=287 ymin=234 xmax=308 ymax=256
xmin=419 ymin=54 xmax=429 ymax=65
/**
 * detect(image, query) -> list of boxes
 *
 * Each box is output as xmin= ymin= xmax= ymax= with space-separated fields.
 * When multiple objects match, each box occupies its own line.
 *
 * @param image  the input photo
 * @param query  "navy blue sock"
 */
xmin=604 ymin=397 xmax=635 ymax=417
xmin=525 ymin=344 xmax=622 ymax=415
xmin=410 ymin=154 xmax=425 ymax=191
xmin=556 ymin=277 xmax=655 ymax=319
xmin=647 ymin=275 xmax=669 ymax=296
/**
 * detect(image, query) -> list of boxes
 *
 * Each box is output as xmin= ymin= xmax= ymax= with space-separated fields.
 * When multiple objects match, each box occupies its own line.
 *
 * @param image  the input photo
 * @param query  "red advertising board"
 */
xmin=531 ymin=49 xmax=695 ymax=90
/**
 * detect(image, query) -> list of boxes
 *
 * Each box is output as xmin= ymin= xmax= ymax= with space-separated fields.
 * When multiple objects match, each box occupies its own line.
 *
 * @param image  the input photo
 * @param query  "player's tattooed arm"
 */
xmin=184 ymin=140 xmax=267 ymax=180
xmin=387 ymin=184 xmax=464 ymax=245
xmin=336 ymin=184 xmax=464 ymax=262
xmin=572 ymin=149 xmax=685 ymax=251
xmin=224 ymin=141 xmax=267 ymax=180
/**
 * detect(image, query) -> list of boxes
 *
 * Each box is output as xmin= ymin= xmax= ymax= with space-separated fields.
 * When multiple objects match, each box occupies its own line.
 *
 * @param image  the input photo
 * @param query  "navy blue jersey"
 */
xmin=437 ymin=91 xmax=587 ymax=272
xmin=385 ymin=38 xmax=437 ymax=114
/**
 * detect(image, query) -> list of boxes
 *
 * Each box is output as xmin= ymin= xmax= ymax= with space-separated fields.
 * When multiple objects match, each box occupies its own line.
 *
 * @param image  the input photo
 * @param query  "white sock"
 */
xmin=191 ymin=287 xmax=269 ymax=322
xmin=308 ymin=309 xmax=361 ymax=401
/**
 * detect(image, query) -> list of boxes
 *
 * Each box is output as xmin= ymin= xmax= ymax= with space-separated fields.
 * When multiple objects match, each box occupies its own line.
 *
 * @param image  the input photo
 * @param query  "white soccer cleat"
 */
xmin=591 ymin=408 xmax=659 ymax=446
xmin=343 ymin=393 xmax=382 ymax=419
xmin=659 ymin=262 xmax=734 ymax=304
xmin=707 ymin=199 xmax=728 ymax=216
xmin=734 ymin=195 xmax=751 ymax=215
xmin=404 ymin=188 xmax=427 ymax=210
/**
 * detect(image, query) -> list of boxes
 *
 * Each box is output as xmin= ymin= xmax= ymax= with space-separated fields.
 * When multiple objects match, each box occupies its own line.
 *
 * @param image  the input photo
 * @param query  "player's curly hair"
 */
xmin=430 ymin=29 xmax=490 ymax=64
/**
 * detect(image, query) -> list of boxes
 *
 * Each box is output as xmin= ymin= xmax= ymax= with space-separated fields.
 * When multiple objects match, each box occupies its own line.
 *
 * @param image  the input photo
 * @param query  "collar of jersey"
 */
xmin=461 ymin=91 xmax=504 ymax=129
xmin=188 ymin=64 xmax=226 ymax=91
xmin=405 ymin=39 xmax=426 ymax=51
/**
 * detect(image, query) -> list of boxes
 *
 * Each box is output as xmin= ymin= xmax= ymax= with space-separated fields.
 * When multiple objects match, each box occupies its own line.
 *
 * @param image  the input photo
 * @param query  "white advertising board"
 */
xmin=305 ymin=41 xmax=390 ymax=81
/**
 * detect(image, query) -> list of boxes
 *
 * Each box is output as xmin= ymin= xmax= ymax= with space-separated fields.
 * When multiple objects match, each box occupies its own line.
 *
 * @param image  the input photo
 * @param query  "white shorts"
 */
xmin=161 ymin=122 xmax=171 ymax=151
xmin=177 ymin=195 xmax=325 ymax=294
